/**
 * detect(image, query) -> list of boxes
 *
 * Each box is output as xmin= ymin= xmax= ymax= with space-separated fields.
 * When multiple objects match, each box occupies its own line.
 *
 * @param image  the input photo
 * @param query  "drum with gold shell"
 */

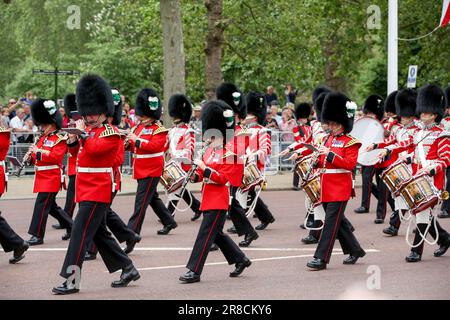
xmin=240 ymin=161 xmax=264 ymax=192
xmin=160 ymin=161 xmax=186 ymax=193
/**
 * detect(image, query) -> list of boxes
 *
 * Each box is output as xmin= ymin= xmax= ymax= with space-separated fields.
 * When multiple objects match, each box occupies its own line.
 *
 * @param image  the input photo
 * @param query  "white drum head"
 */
xmin=350 ymin=117 xmax=385 ymax=166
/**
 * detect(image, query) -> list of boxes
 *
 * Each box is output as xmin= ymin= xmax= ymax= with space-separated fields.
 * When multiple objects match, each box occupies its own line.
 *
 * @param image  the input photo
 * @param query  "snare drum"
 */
xmin=294 ymin=155 xmax=314 ymax=180
xmin=160 ymin=161 xmax=186 ymax=193
xmin=240 ymin=161 xmax=264 ymax=192
xmin=380 ymin=161 xmax=412 ymax=195
xmin=397 ymin=173 xmax=439 ymax=215
xmin=302 ymin=174 xmax=321 ymax=208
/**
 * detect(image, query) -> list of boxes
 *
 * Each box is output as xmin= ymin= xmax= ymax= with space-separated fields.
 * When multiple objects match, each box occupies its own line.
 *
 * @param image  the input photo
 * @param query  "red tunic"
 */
xmin=66 ymin=142 xmax=78 ymax=177
xmin=195 ymin=147 xmax=238 ymax=211
xmin=246 ymin=121 xmax=271 ymax=172
xmin=225 ymin=124 xmax=248 ymax=187
xmin=74 ymin=124 xmax=120 ymax=203
xmin=113 ymin=137 xmax=125 ymax=192
xmin=127 ymin=121 xmax=168 ymax=180
xmin=0 ymin=128 xmax=11 ymax=195
xmin=166 ymin=123 xmax=195 ymax=172
xmin=376 ymin=119 xmax=401 ymax=169
xmin=318 ymin=134 xmax=361 ymax=202
xmin=30 ymin=131 xmax=67 ymax=193
xmin=289 ymin=123 xmax=312 ymax=151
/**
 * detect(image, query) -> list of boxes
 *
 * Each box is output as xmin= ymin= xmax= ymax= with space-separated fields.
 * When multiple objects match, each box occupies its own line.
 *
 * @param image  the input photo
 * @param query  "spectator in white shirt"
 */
xmin=10 ymin=108 xmax=28 ymax=143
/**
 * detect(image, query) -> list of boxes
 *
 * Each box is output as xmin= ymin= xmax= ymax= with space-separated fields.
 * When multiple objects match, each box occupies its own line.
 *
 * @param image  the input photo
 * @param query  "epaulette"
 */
xmin=100 ymin=124 xmax=119 ymax=138
xmin=54 ymin=132 xmax=68 ymax=145
xmin=345 ymin=134 xmax=360 ymax=148
xmin=154 ymin=125 xmax=169 ymax=135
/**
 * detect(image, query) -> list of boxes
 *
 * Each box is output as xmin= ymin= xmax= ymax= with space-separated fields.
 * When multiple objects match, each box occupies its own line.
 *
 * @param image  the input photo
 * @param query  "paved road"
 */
xmin=1 ymin=189 xmax=449 ymax=300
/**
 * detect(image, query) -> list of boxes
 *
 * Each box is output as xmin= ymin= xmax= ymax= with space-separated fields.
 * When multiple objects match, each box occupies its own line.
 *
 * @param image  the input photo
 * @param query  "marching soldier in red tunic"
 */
xmin=165 ymin=94 xmax=202 ymax=221
xmin=216 ymin=83 xmax=259 ymax=247
xmin=0 ymin=126 xmax=29 ymax=264
xmin=379 ymin=84 xmax=450 ymax=262
xmin=126 ymin=88 xmax=178 ymax=236
xmin=307 ymin=92 xmax=366 ymax=270
xmin=85 ymin=89 xmax=141 ymax=259
xmin=438 ymin=84 xmax=450 ymax=219
xmin=53 ymin=74 xmax=139 ymax=295
xmin=27 ymin=99 xmax=73 ymax=245
xmin=179 ymin=100 xmax=251 ymax=283
xmin=243 ymin=92 xmax=276 ymax=231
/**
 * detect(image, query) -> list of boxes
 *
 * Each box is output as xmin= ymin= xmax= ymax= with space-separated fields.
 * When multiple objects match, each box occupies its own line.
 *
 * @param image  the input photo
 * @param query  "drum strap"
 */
xmin=417 ymin=130 xmax=429 ymax=168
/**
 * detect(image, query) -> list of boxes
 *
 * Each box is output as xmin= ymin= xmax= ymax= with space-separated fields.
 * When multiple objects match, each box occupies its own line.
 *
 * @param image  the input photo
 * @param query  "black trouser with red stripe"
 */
xmin=375 ymin=168 xmax=395 ymax=220
xmin=229 ymin=186 xmax=257 ymax=237
xmin=293 ymin=171 xmax=300 ymax=188
xmin=60 ymin=201 xmax=132 ymax=278
xmin=167 ymin=189 xmax=201 ymax=215
xmin=314 ymin=201 xmax=363 ymax=263
xmin=128 ymin=177 xmax=176 ymax=235
xmin=187 ymin=210 xmax=246 ymax=275
xmin=63 ymin=175 xmax=77 ymax=218
xmin=87 ymin=191 xmax=137 ymax=254
xmin=248 ymin=188 xmax=274 ymax=224
xmin=0 ymin=215 xmax=24 ymax=252
xmin=28 ymin=192 xmax=73 ymax=239
xmin=411 ymin=218 xmax=450 ymax=255
xmin=441 ymin=168 xmax=450 ymax=213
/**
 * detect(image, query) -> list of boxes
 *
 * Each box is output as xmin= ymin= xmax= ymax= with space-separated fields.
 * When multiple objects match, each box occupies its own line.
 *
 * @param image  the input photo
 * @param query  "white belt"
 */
xmin=321 ymin=169 xmax=351 ymax=174
xmin=77 ymin=167 xmax=113 ymax=173
xmin=133 ymin=152 xmax=164 ymax=159
xmin=35 ymin=165 xmax=60 ymax=171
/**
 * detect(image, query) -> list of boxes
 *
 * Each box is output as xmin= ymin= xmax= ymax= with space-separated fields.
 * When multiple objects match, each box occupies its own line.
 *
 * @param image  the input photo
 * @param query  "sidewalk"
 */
xmin=2 ymin=172 xmax=364 ymax=200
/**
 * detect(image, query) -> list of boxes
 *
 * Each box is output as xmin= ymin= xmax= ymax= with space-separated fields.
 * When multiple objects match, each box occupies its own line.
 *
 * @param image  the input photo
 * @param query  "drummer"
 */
xmin=366 ymin=89 xmax=418 ymax=236
xmin=378 ymin=84 xmax=450 ymax=262
xmin=165 ymin=94 xmax=202 ymax=222
xmin=438 ymin=84 xmax=450 ymax=219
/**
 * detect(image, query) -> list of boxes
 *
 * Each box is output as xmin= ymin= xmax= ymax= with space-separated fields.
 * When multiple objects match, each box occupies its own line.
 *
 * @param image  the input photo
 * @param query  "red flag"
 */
xmin=440 ymin=0 xmax=450 ymax=27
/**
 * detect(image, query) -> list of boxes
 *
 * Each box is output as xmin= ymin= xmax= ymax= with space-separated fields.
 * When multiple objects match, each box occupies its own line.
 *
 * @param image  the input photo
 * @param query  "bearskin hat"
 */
xmin=76 ymin=74 xmax=114 ymax=117
xmin=444 ymin=84 xmax=450 ymax=108
xmin=215 ymin=82 xmax=244 ymax=115
xmin=395 ymin=89 xmax=417 ymax=118
xmin=384 ymin=90 xmax=398 ymax=115
xmin=314 ymin=92 xmax=329 ymax=122
xmin=168 ymin=94 xmax=193 ymax=123
xmin=321 ymin=92 xmax=356 ymax=133
xmin=63 ymin=93 xmax=77 ymax=119
xmin=245 ymin=91 xmax=267 ymax=125
xmin=312 ymin=85 xmax=332 ymax=105
xmin=31 ymin=99 xmax=63 ymax=129
xmin=417 ymin=84 xmax=446 ymax=123
xmin=202 ymin=100 xmax=235 ymax=142
xmin=362 ymin=94 xmax=384 ymax=121
xmin=295 ymin=102 xmax=312 ymax=120
xmin=135 ymin=88 xmax=162 ymax=120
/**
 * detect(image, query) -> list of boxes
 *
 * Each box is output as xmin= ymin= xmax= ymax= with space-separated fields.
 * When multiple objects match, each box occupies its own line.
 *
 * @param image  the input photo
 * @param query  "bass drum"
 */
xmin=350 ymin=116 xmax=385 ymax=166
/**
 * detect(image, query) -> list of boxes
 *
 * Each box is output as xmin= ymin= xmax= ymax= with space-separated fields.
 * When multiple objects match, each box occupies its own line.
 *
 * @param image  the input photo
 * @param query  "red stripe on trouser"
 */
xmin=37 ymin=194 xmax=51 ymax=238
xmin=324 ymin=203 xmax=345 ymax=262
xmin=134 ymin=178 xmax=153 ymax=232
xmin=75 ymin=203 xmax=98 ymax=266
xmin=367 ymin=167 xmax=375 ymax=208
xmin=194 ymin=213 xmax=221 ymax=273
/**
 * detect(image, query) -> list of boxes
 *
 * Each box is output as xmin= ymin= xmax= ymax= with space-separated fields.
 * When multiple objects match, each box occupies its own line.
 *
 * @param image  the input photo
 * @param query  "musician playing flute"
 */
xmin=306 ymin=92 xmax=366 ymax=270
xmin=165 ymin=94 xmax=202 ymax=222
xmin=126 ymin=88 xmax=177 ymax=237
xmin=179 ymin=100 xmax=251 ymax=283
xmin=0 ymin=124 xmax=29 ymax=264
xmin=26 ymin=99 xmax=73 ymax=246
xmin=378 ymin=84 xmax=450 ymax=262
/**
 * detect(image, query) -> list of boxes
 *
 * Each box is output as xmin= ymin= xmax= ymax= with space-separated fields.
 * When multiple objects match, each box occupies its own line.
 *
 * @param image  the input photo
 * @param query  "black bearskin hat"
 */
xmin=321 ymin=92 xmax=356 ymax=133
xmin=384 ymin=90 xmax=398 ymax=115
xmin=76 ymin=74 xmax=114 ymax=117
xmin=135 ymin=88 xmax=162 ymax=120
xmin=314 ymin=92 xmax=328 ymax=122
xmin=395 ymin=89 xmax=417 ymax=118
xmin=168 ymin=94 xmax=193 ymax=123
xmin=295 ymin=102 xmax=312 ymax=120
xmin=362 ymin=94 xmax=384 ymax=121
xmin=444 ymin=84 xmax=450 ymax=108
xmin=245 ymin=91 xmax=267 ymax=125
xmin=31 ymin=99 xmax=63 ymax=129
xmin=110 ymin=89 xmax=122 ymax=126
xmin=63 ymin=93 xmax=77 ymax=119
xmin=202 ymin=100 xmax=235 ymax=142
xmin=216 ymin=82 xmax=244 ymax=115
xmin=417 ymin=84 xmax=446 ymax=123
xmin=312 ymin=85 xmax=332 ymax=105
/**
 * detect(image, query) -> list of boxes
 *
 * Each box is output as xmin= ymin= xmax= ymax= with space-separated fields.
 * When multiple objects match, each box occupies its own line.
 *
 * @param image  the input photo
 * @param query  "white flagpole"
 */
xmin=388 ymin=0 xmax=398 ymax=94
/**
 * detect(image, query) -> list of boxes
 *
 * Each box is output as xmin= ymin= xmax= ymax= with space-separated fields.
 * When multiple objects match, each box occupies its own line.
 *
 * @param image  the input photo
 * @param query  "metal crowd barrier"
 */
xmin=6 ymin=131 xmax=297 ymax=176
